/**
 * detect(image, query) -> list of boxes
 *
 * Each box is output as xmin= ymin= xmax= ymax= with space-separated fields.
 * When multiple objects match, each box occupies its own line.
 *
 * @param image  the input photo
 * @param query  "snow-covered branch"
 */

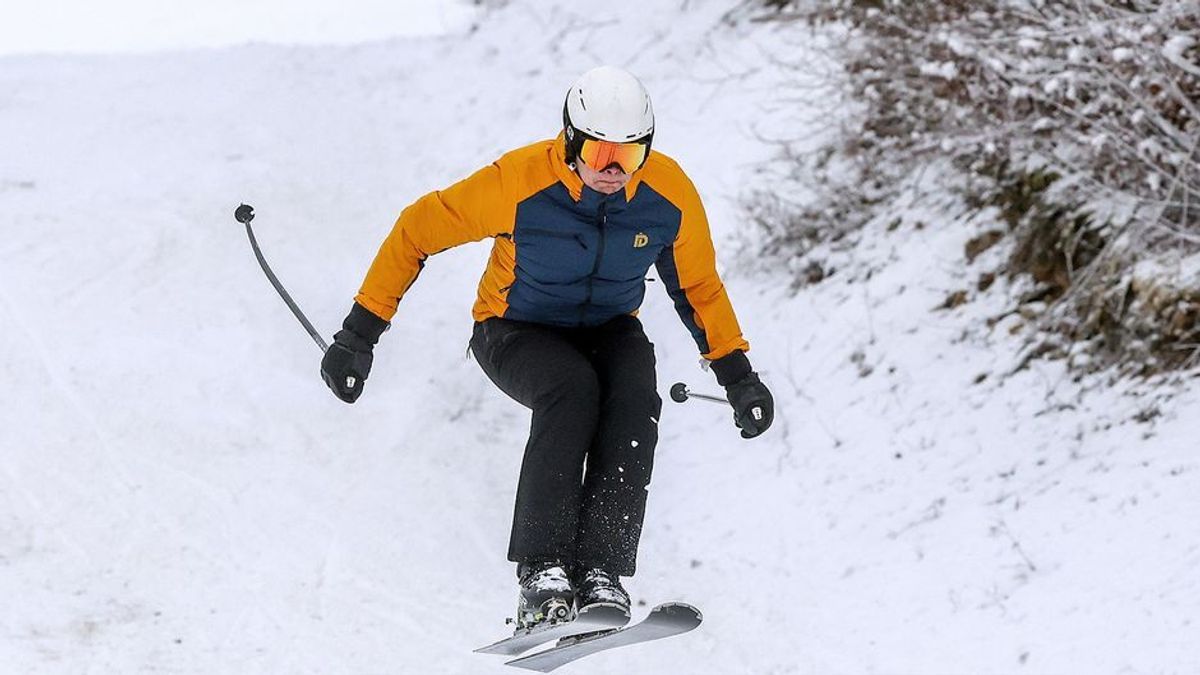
xmin=742 ymin=0 xmax=1200 ymax=375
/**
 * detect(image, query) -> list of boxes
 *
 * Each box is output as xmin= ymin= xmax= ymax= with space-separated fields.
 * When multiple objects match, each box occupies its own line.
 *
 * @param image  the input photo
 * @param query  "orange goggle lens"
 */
xmin=578 ymin=138 xmax=649 ymax=174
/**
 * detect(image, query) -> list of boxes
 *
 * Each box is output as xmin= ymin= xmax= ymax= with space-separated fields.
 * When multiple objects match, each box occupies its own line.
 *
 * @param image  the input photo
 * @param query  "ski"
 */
xmin=475 ymin=604 xmax=630 ymax=657
xmin=504 ymin=602 xmax=702 ymax=672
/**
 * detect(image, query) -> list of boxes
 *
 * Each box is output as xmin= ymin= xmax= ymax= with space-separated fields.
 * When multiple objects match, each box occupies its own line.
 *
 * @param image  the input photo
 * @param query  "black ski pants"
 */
xmin=470 ymin=314 xmax=661 ymax=577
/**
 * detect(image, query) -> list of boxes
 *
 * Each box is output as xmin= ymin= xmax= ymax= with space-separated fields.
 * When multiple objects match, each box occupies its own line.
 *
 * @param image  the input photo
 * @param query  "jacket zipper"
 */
xmin=579 ymin=200 xmax=608 ymax=325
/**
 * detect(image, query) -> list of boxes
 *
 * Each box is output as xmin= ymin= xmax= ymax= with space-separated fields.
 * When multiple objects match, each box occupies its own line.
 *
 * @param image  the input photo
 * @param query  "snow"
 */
xmin=2 ymin=1 xmax=1198 ymax=673
xmin=1163 ymin=35 xmax=1200 ymax=77
xmin=918 ymin=61 xmax=957 ymax=80
xmin=0 ymin=0 xmax=474 ymax=56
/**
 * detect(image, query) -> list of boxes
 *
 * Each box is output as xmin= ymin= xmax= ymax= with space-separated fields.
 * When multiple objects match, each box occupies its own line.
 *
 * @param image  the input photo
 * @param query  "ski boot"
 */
xmin=573 ymin=568 xmax=631 ymax=618
xmin=515 ymin=561 xmax=576 ymax=629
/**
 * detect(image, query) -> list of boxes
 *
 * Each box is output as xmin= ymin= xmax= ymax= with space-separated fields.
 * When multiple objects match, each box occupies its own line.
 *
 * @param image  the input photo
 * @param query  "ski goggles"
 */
xmin=576 ymin=137 xmax=651 ymax=174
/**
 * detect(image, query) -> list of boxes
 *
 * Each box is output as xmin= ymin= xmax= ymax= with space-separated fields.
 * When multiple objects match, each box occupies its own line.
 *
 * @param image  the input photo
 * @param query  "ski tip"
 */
xmin=654 ymin=602 xmax=703 ymax=621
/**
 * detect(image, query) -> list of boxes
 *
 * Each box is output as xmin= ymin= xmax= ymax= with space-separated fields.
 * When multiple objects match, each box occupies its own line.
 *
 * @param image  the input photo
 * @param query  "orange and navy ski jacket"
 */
xmin=354 ymin=135 xmax=749 ymax=360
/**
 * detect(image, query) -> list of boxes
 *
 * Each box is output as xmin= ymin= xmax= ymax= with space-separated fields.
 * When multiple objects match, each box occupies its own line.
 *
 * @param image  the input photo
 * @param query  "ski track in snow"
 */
xmin=2 ymin=1 xmax=1198 ymax=673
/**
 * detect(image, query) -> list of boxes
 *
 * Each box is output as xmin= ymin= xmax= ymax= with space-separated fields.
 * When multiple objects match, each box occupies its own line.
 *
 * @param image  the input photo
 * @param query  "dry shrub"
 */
xmin=742 ymin=0 xmax=1200 ymax=375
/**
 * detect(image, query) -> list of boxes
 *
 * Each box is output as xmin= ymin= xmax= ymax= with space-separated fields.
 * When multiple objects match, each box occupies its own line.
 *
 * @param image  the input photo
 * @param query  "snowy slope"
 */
xmin=1 ymin=1 xmax=1197 ymax=674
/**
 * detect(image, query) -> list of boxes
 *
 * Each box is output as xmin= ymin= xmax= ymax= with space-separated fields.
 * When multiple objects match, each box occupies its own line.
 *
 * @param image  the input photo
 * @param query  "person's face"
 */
xmin=576 ymin=159 xmax=631 ymax=195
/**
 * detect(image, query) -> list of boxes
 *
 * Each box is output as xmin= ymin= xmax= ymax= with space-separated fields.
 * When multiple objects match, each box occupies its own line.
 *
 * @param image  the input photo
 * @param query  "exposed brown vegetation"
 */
xmin=741 ymin=0 xmax=1200 ymax=376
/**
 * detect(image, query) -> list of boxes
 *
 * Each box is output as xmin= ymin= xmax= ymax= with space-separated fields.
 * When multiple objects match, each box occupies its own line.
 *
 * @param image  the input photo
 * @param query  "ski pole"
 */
xmin=234 ymin=203 xmax=329 ymax=353
xmin=669 ymin=382 xmax=729 ymax=406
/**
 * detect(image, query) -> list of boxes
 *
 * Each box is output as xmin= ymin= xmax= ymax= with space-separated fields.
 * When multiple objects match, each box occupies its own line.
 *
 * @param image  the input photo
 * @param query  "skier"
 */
xmin=320 ymin=66 xmax=774 ymax=628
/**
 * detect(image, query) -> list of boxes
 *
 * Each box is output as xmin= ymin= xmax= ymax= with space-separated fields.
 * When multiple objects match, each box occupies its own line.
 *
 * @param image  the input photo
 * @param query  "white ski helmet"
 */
xmin=563 ymin=66 xmax=655 ymax=168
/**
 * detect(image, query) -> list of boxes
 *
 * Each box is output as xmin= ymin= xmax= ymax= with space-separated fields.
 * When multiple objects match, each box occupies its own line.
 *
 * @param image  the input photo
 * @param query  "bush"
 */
xmin=745 ymin=0 xmax=1200 ymax=374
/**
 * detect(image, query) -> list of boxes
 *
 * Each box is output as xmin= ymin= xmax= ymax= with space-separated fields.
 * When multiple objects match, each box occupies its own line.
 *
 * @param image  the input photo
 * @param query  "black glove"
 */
xmin=321 ymin=303 xmax=388 ymax=403
xmin=725 ymin=372 xmax=774 ymax=438
xmin=711 ymin=351 xmax=774 ymax=439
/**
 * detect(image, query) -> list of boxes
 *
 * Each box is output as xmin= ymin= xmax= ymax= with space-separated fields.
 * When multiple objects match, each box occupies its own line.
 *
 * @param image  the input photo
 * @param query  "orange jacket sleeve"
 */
xmin=354 ymin=163 xmax=512 ymax=321
xmin=655 ymin=172 xmax=750 ymax=361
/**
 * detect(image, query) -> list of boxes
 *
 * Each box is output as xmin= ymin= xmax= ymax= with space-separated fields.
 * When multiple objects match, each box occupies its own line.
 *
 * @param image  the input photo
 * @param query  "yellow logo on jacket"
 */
xmin=633 ymin=233 xmax=649 ymax=248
